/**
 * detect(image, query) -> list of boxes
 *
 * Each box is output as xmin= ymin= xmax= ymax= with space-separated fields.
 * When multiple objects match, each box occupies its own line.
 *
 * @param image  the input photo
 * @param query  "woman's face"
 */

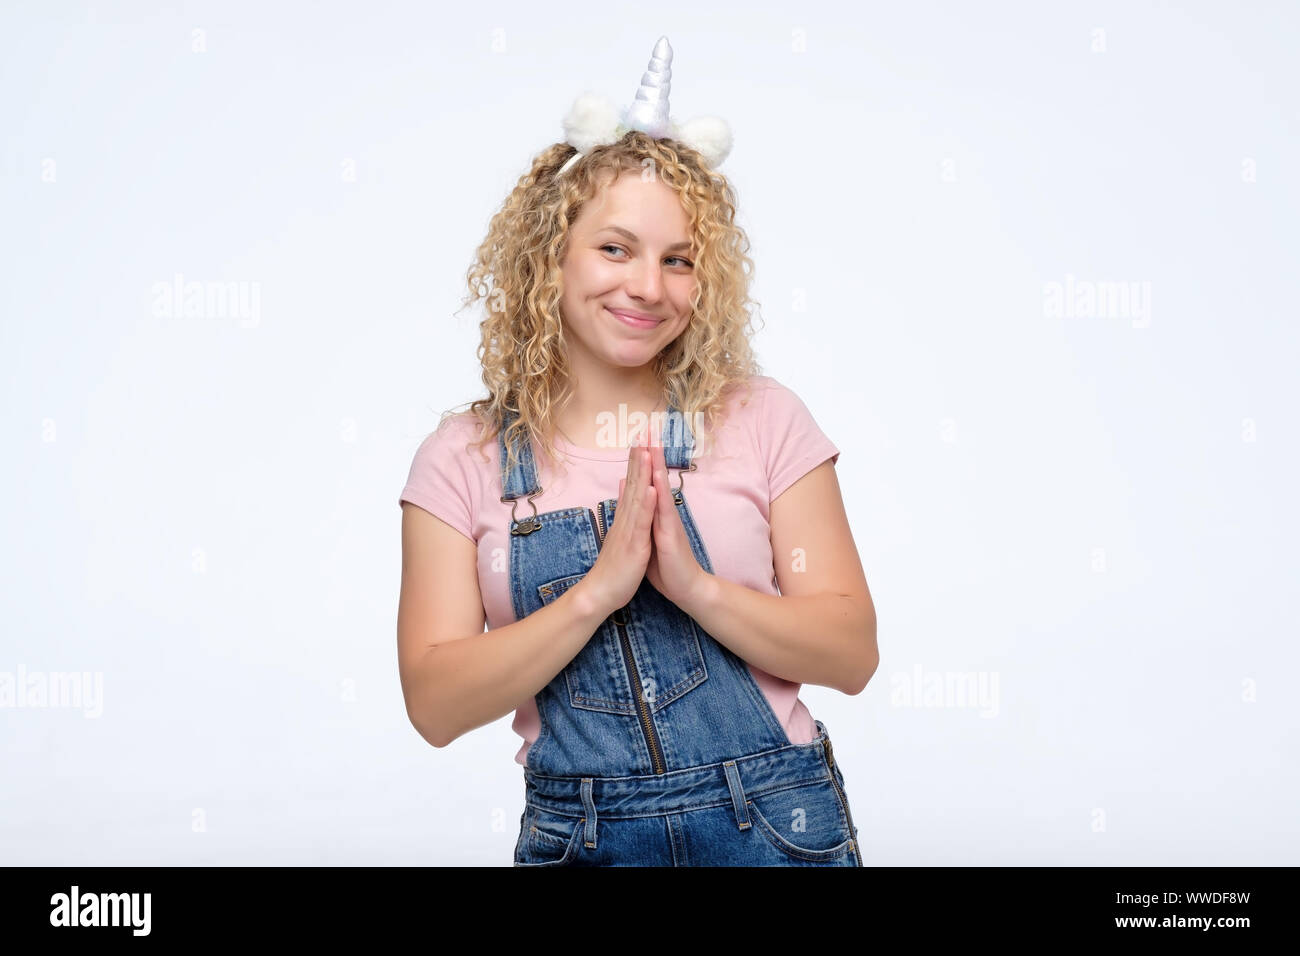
xmin=557 ymin=170 xmax=697 ymax=372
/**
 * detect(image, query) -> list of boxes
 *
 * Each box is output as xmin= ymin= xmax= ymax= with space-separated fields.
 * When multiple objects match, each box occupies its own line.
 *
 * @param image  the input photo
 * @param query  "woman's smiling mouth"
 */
xmin=606 ymin=307 xmax=664 ymax=329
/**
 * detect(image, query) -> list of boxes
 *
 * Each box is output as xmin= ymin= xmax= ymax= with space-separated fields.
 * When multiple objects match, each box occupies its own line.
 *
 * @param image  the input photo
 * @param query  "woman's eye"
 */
xmin=601 ymin=245 xmax=693 ymax=268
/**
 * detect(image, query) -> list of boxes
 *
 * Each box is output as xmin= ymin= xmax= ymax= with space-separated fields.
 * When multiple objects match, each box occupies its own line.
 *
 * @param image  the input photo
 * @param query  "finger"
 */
xmin=636 ymin=430 xmax=650 ymax=495
xmin=642 ymin=442 xmax=660 ymax=520
xmin=634 ymin=429 xmax=650 ymax=496
xmin=645 ymin=434 xmax=663 ymax=516
xmin=644 ymin=447 xmax=665 ymax=535
xmin=626 ymin=432 xmax=639 ymax=486
xmin=652 ymin=442 xmax=674 ymax=527
xmin=622 ymin=478 xmax=641 ymax=534
xmin=637 ymin=435 xmax=656 ymax=530
xmin=630 ymin=480 xmax=653 ymax=537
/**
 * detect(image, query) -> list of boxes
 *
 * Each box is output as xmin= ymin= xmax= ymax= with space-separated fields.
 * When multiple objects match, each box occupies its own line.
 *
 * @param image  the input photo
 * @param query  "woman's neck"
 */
xmin=553 ymin=382 xmax=667 ymax=451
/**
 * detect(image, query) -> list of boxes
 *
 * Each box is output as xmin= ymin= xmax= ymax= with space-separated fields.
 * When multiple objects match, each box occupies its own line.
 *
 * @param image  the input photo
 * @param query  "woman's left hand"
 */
xmin=641 ymin=430 xmax=711 ymax=616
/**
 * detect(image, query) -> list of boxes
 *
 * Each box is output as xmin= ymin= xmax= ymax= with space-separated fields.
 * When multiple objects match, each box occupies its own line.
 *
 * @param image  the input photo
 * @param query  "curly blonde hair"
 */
xmin=442 ymin=130 xmax=764 ymax=480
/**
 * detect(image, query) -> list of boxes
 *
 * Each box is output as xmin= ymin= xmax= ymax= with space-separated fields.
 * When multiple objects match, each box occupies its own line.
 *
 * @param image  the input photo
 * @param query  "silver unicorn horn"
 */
xmin=623 ymin=35 xmax=673 ymax=138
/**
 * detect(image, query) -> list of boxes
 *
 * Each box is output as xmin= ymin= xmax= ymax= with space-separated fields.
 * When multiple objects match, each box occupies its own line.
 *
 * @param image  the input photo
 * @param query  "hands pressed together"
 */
xmin=580 ymin=428 xmax=711 ymax=619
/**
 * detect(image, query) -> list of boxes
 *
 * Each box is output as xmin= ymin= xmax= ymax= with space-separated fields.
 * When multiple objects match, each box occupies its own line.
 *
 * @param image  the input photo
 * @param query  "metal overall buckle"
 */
xmin=671 ymin=460 xmax=697 ymax=506
xmin=504 ymin=488 xmax=544 ymax=535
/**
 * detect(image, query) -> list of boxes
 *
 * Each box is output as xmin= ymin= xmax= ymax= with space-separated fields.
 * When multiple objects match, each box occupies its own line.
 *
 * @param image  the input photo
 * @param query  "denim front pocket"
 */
xmin=745 ymin=780 xmax=856 ymax=863
xmin=537 ymin=572 xmax=709 ymax=717
xmin=513 ymin=804 xmax=584 ymax=867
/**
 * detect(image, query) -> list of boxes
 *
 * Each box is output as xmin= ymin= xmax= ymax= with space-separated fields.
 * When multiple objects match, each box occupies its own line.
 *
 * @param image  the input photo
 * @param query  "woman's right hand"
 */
xmin=575 ymin=429 xmax=657 ymax=617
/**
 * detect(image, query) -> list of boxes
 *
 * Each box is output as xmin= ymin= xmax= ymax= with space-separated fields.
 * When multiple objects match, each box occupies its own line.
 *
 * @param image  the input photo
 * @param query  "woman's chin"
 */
xmin=600 ymin=340 xmax=661 ymax=367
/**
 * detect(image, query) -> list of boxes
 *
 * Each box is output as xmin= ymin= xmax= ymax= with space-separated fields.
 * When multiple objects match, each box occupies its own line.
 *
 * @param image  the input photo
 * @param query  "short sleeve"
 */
xmin=758 ymin=378 xmax=841 ymax=502
xmin=398 ymin=416 xmax=478 ymax=544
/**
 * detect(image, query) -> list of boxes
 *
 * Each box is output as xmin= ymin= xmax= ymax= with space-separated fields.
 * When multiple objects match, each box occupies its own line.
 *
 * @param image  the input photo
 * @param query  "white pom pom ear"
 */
xmin=674 ymin=115 xmax=733 ymax=167
xmin=562 ymin=92 xmax=623 ymax=153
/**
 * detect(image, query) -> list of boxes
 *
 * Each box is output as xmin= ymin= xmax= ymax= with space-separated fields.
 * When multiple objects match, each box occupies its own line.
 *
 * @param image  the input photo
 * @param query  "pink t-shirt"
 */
xmin=398 ymin=374 xmax=841 ymax=766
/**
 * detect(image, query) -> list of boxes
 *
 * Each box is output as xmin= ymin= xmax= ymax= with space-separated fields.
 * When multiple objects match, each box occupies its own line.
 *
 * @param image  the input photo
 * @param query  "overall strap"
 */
xmin=498 ymin=407 xmax=541 ymax=501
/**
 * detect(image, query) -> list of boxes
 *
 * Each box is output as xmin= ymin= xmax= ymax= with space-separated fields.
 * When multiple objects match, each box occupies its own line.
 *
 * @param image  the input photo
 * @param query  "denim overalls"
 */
xmin=501 ymin=403 xmax=863 ymax=866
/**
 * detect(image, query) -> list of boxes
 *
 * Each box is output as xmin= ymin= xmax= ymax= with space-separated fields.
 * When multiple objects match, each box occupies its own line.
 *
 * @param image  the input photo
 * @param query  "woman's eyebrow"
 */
xmin=598 ymin=225 xmax=693 ymax=253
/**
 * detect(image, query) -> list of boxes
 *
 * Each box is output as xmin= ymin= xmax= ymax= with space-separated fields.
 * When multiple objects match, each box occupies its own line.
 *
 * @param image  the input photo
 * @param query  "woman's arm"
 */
xmin=397 ymin=502 xmax=608 ymax=748
xmin=679 ymin=459 xmax=878 ymax=695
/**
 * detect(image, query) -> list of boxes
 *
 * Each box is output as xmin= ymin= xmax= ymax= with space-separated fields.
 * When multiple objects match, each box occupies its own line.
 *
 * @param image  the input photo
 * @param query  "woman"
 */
xmin=397 ymin=37 xmax=878 ymax=866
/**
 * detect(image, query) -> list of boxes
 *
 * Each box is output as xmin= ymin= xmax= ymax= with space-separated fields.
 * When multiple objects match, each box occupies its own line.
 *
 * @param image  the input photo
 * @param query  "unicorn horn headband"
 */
xmin=556 ymin=35 xmax=733 ymax=176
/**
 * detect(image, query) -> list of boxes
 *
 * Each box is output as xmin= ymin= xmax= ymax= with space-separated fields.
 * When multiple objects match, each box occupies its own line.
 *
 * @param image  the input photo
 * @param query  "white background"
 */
xmin=2 ymin=1 xmax=1296 ymax=865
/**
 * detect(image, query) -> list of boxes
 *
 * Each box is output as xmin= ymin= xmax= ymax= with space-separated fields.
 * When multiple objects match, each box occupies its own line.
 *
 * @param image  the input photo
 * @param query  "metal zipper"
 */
xmin=588 ymin=501 xmax=666 ymax=774
xmin=822 ymin=736 xmax=863 ymax=866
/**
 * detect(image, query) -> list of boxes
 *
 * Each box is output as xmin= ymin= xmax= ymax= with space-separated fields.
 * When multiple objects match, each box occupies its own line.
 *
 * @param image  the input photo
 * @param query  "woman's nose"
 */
xmin=624 ymin=262 xmax=665 ymax=302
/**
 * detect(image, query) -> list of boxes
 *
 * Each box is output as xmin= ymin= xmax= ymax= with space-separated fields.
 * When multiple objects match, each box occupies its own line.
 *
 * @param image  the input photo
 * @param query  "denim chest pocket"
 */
xmin=536 ymin=572 xmax=709 ymax=716
xmin=513 ymin=805 xmax=584 ymax=867
xmin=745 ymin=780 xmax=857 ymax=864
